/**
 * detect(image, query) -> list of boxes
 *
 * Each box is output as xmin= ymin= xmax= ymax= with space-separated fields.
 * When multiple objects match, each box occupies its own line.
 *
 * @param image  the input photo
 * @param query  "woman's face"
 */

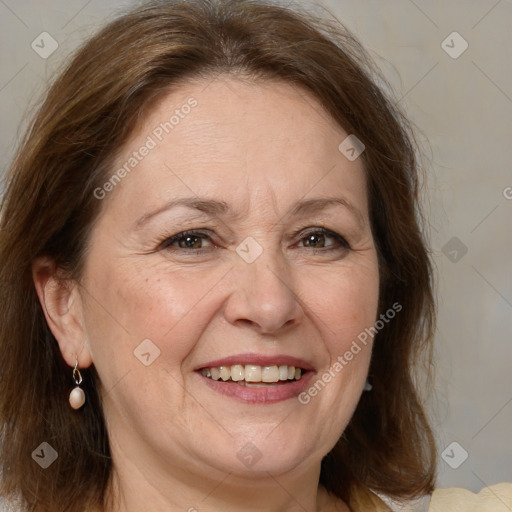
xmin=77 ymin=77 xmax=379 ymax=480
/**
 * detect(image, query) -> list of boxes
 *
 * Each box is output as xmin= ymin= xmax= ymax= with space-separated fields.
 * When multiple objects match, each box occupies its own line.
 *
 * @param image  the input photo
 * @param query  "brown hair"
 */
xmin=0 ymin=0 xmax=436 ymax=510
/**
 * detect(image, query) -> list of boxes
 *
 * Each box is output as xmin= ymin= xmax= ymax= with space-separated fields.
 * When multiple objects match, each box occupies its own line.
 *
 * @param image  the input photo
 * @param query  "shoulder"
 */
xmin=429 ymin=483 xmax=512 ymax=511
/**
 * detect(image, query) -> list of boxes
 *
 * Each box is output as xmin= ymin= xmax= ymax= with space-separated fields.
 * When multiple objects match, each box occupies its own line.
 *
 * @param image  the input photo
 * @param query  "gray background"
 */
xmin=0 ymin=0 xmax=510 ymax=493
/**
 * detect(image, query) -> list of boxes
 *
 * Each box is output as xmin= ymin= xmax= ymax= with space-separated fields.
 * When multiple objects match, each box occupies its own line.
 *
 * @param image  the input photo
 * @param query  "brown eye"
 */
xmin=303 ymin=233 xmax=327 ymax=248
xmin=160 ymin=230 xmax=214 ymax=251
xmin=178 ymin=235 xmax=203 ymax=249
xmin=298 ymin=229 xmax=349 ymax=250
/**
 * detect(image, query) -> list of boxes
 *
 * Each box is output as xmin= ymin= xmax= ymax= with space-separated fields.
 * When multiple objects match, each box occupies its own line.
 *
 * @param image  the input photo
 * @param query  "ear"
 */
xmin=32 ymin=257 xmax=93 ymax=369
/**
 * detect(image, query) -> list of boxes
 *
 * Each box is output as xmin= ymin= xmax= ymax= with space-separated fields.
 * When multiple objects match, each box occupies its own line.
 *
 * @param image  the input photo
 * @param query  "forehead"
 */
xmin=103 ymin=75 xmax=368 ymax=220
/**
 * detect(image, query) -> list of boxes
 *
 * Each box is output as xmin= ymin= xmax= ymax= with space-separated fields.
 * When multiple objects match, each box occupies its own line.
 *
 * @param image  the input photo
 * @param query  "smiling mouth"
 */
xmin=200 ymin=364 xmax=304 ymax=386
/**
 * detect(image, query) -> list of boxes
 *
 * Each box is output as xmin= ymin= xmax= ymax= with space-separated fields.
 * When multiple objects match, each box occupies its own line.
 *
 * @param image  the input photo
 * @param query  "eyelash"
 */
xmin=158 ymin=227 xmax=350 ymax=255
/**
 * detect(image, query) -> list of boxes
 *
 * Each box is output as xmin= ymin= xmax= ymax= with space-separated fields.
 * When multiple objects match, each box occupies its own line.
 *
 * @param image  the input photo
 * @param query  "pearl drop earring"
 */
xmin=69 ymin=359 xmax=86 ymax=410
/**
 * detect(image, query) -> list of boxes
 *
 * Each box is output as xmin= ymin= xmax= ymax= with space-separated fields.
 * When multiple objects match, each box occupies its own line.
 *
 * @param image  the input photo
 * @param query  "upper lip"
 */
xmin=195 ymin=353 xmax=315 ymax=371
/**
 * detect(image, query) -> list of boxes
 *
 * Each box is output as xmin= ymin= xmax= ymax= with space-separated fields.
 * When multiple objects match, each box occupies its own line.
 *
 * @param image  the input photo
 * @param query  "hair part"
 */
xmin=0 ymin=1 xmax=436 ymax=510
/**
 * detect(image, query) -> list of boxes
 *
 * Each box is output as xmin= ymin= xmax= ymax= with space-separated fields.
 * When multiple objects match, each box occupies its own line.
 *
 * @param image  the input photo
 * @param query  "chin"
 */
xmin=200 ymin=426 xmax=324 ymax=478
xmin=215 ymin=447 xmax=317 ymax=478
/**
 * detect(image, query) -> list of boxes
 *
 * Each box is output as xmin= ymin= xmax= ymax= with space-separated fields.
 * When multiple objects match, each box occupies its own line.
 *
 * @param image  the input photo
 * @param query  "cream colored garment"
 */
xmin=428 ymin=483 xmax=512 ymax=512
xmin=352 ymin=483 xmax=512 ymax=512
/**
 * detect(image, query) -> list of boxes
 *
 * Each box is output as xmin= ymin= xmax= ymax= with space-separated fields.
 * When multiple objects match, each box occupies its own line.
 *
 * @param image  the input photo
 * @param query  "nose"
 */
xmin=222 ymin=246 xmax=303 ymax=335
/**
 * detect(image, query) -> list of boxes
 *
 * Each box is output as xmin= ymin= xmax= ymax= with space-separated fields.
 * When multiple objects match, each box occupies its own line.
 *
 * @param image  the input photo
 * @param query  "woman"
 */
xmin=0 ymin=1 xmax=509 ymax=511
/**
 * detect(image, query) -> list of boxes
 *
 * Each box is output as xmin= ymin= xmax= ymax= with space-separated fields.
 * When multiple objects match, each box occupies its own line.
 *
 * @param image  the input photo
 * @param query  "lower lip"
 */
xmin=197 ymin=371 xmax=315 ymax=404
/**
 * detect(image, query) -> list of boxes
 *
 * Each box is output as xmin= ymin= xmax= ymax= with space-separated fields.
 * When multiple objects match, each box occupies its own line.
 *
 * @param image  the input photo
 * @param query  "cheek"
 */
xmin=301 ymin=260 xmax=379 ymax=403
xmin=81 ymin=259 xmax=227 ymax=376
xmin=308 ymin=261 xmax=380 ymax=344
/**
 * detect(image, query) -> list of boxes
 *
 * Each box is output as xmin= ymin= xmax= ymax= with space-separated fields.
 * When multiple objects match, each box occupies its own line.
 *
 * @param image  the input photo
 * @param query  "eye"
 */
xmin=160 ymin=230 xmax=214 ymax=251
xmin=296 ymin=228 xmax=349 ymax=251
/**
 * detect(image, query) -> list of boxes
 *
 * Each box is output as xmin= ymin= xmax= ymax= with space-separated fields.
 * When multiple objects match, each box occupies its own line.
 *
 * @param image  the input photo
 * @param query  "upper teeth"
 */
xmin=201 ymin=364 xmax=303 ymax=383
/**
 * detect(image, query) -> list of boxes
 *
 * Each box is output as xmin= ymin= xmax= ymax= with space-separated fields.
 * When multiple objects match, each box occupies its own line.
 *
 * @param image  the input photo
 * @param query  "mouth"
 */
xmin=200 ymin=364 xmax=304 ymax=386
xmin=195 ymin=355 xmax=314 ymax=404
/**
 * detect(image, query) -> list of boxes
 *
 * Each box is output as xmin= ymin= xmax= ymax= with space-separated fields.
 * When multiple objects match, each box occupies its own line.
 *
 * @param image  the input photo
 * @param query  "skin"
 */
xmin=33 ymin=76 xmax=380 ymax=512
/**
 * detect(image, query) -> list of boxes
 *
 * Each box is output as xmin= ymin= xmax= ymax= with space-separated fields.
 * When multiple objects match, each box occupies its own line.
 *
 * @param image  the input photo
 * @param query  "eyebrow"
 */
xmin=134 ymin=196 xmax=363 ymax=229
xmin=289 ymin=197 xmax=362 ymax=221
xmin=135 ymin=198 xmax=230 ymax=229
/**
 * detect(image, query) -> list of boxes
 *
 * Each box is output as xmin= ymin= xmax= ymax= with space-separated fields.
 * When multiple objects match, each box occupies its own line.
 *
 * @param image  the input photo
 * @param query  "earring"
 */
xmin=69 ymin=359 xmax=86 ymax=410
xmin=363 ymin=378 xmax=373 ymax=392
